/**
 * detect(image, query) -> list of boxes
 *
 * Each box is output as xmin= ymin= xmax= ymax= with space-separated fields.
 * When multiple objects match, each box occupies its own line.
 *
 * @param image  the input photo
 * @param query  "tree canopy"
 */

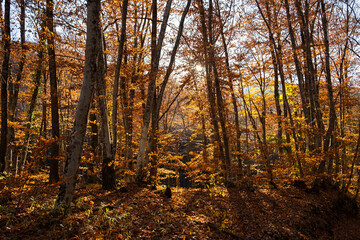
xmin=1 ymin=0 xmax=360 ymax=238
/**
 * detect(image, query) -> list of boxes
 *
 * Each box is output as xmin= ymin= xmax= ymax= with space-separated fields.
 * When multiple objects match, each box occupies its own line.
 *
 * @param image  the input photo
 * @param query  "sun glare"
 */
xmin=195 ymin=64 xmax=204 ymax=72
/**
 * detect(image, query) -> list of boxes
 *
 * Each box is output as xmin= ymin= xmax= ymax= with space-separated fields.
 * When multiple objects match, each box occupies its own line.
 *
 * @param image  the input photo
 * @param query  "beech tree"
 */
xmin=55 ymin=0 xmax=102 ymax=209
xmin=46 ymin=0 xmax=60 ymax=183
xmin=20 ymin=19 xmax=46 ymax=174
xmin=112 ymin=0 xmax=129 ymax=159
xmin=0 ymin=0 xmax=10 ymax=173
xmin=96 ymin=27 xmax=115 ymax=190
xmin=8 ymin=0 xmax=26 ymax=174
xmin=136 ymin=0 xmax=173 ymax=181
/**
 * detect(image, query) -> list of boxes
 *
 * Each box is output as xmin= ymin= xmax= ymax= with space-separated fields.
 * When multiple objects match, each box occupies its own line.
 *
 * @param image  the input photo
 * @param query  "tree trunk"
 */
xmin=136 ymin=0 xmax=158 ymax=181
xmin=136 ymin=0 xmax=173 ymax=181
xmin=284 ymin=0 xmax=310 ymax=128
xmin=215 ymin=0 xmax=243 ymax=174
xmin=40 ymin=72 xmax=47 ymax=139
xmin=147 ymin=0 xmax=192 ymax=184
xmin=112 ymin=0 xmax=128 ymax=158
xmin=338 ymin=2 xmax=350 ymax=175
xmin=257 ymin=0 xmax=303 ymax=176
xmin=8 ymin=0 xmax=26 ymax=172
xmin=277 ymin=44 xmax=303 ymax=177
xmin=55 ymin=0 xmax=101 ymax=210
xmin=295 ymin=0 xmax=324 ymax=152
xmin=89 ymin=102 xmax=98 ymax=153
xmin=19 ymin=23 xmax=45 ymax=174
xmin=46 ymin=0 xmax=60 ymax=183
xmin=255 ymin=0 xmax=283 ymax=154
xmin=318 ymin=0 xmax=336 ymax=173
xmin=96 ymin=29 xmax=115 ymax=190
xmin=207 ymin=0 xmax=231 ymax=182
xmin=0 ymin=0 xmax=10 ymax=172
xmin=125 ymin=4 xmax=149 ymax=177
xmin=197 ymin=0 xmax=225 ymax=170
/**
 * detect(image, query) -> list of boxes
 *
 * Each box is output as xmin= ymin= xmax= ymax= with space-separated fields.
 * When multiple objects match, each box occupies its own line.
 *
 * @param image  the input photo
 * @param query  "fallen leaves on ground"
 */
xmin=0 ymin=173 xmax=359 ymax=239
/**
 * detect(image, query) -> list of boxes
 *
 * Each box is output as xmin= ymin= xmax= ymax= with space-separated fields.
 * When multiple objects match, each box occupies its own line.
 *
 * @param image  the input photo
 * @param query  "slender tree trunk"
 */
xmin=8 ymin=0 xmax=26 ymax=172
xmin=112 ymin=0 xmax=129 ymax=157
xmin=125 ymin=4 xmax=149 ymax=176
xmin=55 ymin=0 xmax=101 ymax=209
xmin=147 ymin=0 xmax=192 ymax=184
xmin=8 ymin=0 xmax=25 ymax=134
xmin=120 ymin=53 xmax=129 ymax=156
xmin=277 ymin=45 xmax=303 ymax=176
xmin=137 ymin=0 xmax=158 ymax=181
xmin=256 ymin=0 xmax=283 ymax=154
xmin=154 ymin=0 xmax=192 ymax=124
xmin=318 ymin=0 xmax=336 ymax=173
xmin=284 ymin=0 xmax=310 ymax=126
xmin=46 ymin=0 xmax=60 ymax=183
xmin=97 ymin=29 xmax=115 ymax=190
xmin=89 ymin=101 xmax=98 ymax=153
xmin=215 ymin=0 xmax=242 ymax=175
xmin=136 ymin=0 xmax=173 ymax=181
xmin=338 ymin=2 xmax=350 ymax=175
xmin=124 ymin=8 xmax=138 ymax=173
xmin=207 ymin=0 xmax=231 ymax=182
xmin=257 ymin=0 xmax=303 ymax=176
xmin=20 ymin=26 xmax=45 ymax=174
xmin=271 ymin=48 xmax=283 ymax=149
xmin=0 ymin=0 xmax=10 ymax=172
xmin=238 ymin=71 xmax=251 ymax=173
xmin=125 ymin=75 xmax=135 ymax=168
xmin=241 ymin=82 xmax=273 ymax=182
xmin=295 ymin=0 xmax=324 ymax=152
xmin=197 ymin=0 xmax=225 ymax=170
xmin=40 ymin=72 xmax=47 ymax=138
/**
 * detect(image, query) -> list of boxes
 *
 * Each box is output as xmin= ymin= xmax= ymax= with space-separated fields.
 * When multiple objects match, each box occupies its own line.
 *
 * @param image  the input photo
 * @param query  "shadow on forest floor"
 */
xmin=1 ymin=173 xmax=360 ymax=239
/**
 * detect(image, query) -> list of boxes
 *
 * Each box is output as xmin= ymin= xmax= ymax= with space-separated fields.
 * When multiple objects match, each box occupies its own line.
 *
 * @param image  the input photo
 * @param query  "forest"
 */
xmin=1 ymin=0 xmax=360 ymax=239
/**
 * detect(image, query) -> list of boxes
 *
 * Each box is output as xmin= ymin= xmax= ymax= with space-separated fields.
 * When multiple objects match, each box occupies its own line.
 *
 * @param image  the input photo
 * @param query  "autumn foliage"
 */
xmin=1 ymin=0 xmax=360 ymax=239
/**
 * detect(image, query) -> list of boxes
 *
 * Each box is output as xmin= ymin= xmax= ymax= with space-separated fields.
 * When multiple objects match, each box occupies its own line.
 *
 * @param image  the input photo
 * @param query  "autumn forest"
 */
xmin=1 ymin=0 xmax=360 ymax=239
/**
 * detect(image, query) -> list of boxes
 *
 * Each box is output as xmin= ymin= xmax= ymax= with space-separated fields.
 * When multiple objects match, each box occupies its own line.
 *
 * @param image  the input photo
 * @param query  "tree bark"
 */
xmin=136 ymin=0 xmax=173 ymax=181
xmin=338 ymin=2 xmax=350 ymax=175
xmin=257 ymin=0 xmax=303 ymax=176
xmin=55 ymin=0 xmax=101 ymax=209
xmin=215 ymin=0 xmax=242 ymax=174
xmin=284 ymin=0 xmax=310 ymax=128
xmin=96 ymin=29 xmax=115 ymax=190
xmin=256 ymin=0 xmax=285 ymax=153
xmin=125 ymin=4 xmax=149 ymax=176
xmin=0 ymin=0 xmax=10 ymax=172
xmin=197 ymin=0 xmax=225 ymax=170
xmin=295 ymin=0 xmax=324 ymax=152
xmin=207 ymin=0 xmax=231 ymax=182
xmin=46 ymin=0 xmax=60 ymax=183
xmin=112 ymin=0 xmax=128 ymax=158
xmin=147 ymin=0 xmax=192 ymax=184
xmin=40 ymin=72 xmax=47 ymax=139
xmin=318 ymin=0 xmax=336 ymax=173
xmin=89 ymin=102 xmax=98 ymax=153
xmin=8 ymin=0 xmax=26 ymax=172
xmin=19 ymin=22 xmax=45 ymax=174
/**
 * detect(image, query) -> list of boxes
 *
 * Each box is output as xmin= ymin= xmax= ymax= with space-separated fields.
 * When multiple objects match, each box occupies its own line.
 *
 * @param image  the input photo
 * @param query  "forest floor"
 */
xmin=0 ymin=172 xmax=360 ymax=240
